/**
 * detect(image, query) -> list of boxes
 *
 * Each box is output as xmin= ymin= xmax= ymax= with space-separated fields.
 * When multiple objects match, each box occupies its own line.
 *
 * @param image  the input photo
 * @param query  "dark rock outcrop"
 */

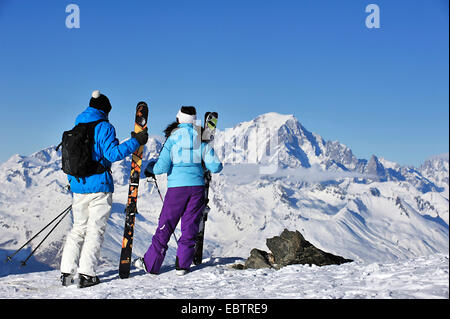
xmin=266 ymin=229 xmax=352 ymax=267
xmin=235 ymin=229 xmax=352 ymax=270
xmin=244 ymin=249 xmax=273 ymax=269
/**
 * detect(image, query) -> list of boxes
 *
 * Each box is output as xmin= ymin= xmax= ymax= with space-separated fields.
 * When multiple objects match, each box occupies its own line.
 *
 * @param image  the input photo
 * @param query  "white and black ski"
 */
xmin=193 ymin=112 xmax=218 ymax=266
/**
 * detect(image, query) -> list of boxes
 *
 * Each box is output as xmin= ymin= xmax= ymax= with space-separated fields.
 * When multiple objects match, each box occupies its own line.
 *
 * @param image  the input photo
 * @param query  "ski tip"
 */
xmin=205 ymin=112 xmax=218 ymax=119
xmin=136 ymin=101 xmax=148 ymax=108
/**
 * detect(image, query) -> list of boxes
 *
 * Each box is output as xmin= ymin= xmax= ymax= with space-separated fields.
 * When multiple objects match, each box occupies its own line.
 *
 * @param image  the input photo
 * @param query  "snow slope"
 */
xmin=0 ymin=254 xmax=448 ymax=299
xmin=0 ymin=112 xmax=448 ymax=298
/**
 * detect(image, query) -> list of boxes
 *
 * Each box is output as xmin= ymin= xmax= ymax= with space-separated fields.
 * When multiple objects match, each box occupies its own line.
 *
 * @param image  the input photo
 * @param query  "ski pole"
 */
xmin=20 ymin=208 xmax=71 ymax=267
xmin=147 ymin=176 xmax=179 ymax=244
xmin=5 ymin=205 xmax=72 ymax=262
xmin=152 ymin=177 xmax=164 ymax=203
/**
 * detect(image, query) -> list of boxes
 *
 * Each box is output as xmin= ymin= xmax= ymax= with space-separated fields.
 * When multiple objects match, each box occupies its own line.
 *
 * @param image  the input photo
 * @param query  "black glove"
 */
xmin=131 ymin=128 xmax=148 ymax=145
xmin=144 ymin=160 xmax=156 ymax=178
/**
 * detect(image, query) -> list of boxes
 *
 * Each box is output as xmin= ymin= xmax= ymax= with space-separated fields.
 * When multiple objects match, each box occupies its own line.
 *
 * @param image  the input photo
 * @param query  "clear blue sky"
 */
xmin=0 ymin=0 xmax=448 ymax=166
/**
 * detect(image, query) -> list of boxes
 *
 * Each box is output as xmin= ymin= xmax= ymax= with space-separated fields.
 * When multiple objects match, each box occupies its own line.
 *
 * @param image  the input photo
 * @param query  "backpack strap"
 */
xmin=55 ymin=142 xmax=63 ymax=152
xmin=88 ymin=119 xmax=112 ymax=175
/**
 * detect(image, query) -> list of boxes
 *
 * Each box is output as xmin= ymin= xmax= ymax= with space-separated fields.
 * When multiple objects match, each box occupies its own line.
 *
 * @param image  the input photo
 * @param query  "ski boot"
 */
xmin=133 ymin=257 xmax=148 ymax=272
xmin=176 ymin=269 xmax=189 ymax=276
xmin=175 ymin=257 xmax=190 ymax=276
xmin=60 ymin=273 xmax=74 ymax=286
xmin=78 ymin=274 xmax=100 ymax=288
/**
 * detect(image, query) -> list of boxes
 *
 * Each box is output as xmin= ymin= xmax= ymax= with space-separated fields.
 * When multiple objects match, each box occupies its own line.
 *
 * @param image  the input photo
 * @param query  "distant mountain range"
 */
xmin=213 ymin=112 xmax=448 ymax=192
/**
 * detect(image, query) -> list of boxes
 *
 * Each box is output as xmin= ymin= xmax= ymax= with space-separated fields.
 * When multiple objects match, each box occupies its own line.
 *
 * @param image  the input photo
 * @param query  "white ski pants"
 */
xmin=60 ymin=192 xmax=112 ymax=277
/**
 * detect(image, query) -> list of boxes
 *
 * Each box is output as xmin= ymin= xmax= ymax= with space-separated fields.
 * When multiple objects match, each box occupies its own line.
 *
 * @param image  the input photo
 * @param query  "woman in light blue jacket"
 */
xmin=138 ymin=106 xmax=222 ymax=275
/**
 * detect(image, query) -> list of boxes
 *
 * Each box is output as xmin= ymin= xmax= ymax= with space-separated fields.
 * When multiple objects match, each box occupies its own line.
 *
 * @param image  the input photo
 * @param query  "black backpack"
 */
xmin=56 ymin=119 xmax=109 ymax=178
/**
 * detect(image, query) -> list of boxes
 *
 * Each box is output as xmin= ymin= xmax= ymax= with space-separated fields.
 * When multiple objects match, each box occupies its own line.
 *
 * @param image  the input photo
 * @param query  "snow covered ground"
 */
xmin=0 ymin=254 xmax=448 ymax=299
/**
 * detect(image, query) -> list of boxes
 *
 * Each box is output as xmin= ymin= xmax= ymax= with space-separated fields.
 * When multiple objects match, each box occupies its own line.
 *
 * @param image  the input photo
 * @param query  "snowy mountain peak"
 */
xmin=420 ymin=153 xmax=449 ymax=192
xmin=252 ymin=112 xmax=296 ymax=128
xmin=214 ymin=112 xmax=327 ymax=169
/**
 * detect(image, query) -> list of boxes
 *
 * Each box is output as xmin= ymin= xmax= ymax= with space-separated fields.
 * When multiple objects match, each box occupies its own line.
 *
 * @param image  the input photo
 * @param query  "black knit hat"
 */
xmin=176 ymin=106 xmax=197 ymax=124
xmin=180 ymin=106 xmax=196 ymax=115
xmin=89 ymin=90 xmax=112 ymax=114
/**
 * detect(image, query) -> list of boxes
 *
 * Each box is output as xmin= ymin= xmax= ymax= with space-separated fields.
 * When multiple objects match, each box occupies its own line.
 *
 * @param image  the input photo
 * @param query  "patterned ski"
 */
xmin=119 ymin=101 xmax=148 ymax=279
xmin=193 ymin=112 xmax=218 ymax=266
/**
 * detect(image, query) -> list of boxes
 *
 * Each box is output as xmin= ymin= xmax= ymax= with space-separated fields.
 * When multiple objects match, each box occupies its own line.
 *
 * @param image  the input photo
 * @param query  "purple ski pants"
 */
xmin=144 ymin=186 xmax=205 ymax=274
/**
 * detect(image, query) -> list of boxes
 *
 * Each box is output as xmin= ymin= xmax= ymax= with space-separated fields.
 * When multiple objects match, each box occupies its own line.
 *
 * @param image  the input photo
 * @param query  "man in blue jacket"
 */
xmin=135 ymin=106 xmax=222 ymax=276
xmin=60 ymin=90 xmax=148 ymax=288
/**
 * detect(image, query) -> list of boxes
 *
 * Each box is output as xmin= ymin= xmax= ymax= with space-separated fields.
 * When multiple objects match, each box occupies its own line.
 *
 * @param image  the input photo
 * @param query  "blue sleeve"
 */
xmin=152 ymin=138 xmax=174 ymax=175
xmin=97 ymin=122 xmax=140 ymax=162
xmin=202 ymin=142 xmax=223 ymax=173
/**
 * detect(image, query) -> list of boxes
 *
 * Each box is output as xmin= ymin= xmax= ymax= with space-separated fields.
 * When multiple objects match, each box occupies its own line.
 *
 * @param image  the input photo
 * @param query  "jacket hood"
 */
xmin=75 ymin=107 xmax=108 ymax=125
